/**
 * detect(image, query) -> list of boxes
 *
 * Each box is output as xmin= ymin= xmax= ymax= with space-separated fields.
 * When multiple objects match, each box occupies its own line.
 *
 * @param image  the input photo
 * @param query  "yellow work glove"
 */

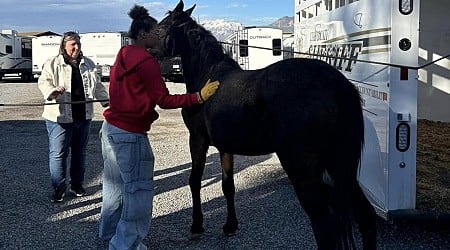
xmin=197 ymin=79 xmax=220 ymax=103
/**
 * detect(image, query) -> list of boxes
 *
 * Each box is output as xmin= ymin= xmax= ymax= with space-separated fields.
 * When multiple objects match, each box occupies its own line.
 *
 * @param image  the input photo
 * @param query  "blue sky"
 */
xmin=0 ymin=0 xmax=294 ymax=34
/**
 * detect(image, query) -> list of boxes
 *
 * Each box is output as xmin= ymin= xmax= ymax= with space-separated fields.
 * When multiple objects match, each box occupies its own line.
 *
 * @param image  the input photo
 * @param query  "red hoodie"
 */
xmin=103 ymin=45 xmax=198 ymax=134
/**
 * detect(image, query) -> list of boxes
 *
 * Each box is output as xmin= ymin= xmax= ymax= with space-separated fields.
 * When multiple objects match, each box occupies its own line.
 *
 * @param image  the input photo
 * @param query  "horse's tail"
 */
xmin=328 ymin=77 xmax=377 ymax=249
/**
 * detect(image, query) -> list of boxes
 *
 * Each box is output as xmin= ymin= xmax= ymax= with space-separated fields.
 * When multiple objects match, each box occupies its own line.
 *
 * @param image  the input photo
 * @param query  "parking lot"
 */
xmin=0 ymin=79 xmax=449 ymax=249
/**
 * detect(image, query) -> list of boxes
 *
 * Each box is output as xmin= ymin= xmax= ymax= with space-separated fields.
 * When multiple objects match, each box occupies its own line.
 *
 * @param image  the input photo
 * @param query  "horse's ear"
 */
xmin=185 ymin=4 xmax=196 ymax=16
xmin=174 ymin=0 xmax=184 ymax=13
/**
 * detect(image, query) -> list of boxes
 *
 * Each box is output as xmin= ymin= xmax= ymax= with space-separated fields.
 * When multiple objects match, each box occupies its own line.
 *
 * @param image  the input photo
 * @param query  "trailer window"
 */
xmin=335 ymin=0 xmax=345 ymax=8
xmin=6 ymin=45 xmax=13 ymax=54
xmin=325 ymin=0 xmax=333 ymax=11
xmin=272 ymin=39 xmax=282 ymax=56
xmin=239 ymin=40 xmax=248 ymax=57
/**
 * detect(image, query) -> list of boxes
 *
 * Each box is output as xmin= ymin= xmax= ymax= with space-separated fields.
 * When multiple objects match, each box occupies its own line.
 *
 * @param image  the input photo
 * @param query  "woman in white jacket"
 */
xmin=38 ymin=31 xmax=109 ymax=203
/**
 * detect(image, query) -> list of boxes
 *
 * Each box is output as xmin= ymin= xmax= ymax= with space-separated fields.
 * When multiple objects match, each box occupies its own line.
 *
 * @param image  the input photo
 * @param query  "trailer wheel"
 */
xmin=21 ymin=72 xmax=33 ymax=82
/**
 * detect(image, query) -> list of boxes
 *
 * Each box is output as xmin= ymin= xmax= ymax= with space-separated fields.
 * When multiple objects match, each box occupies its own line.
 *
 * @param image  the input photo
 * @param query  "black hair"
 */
xmin=128 ymin=4 xmax=158 ymax=39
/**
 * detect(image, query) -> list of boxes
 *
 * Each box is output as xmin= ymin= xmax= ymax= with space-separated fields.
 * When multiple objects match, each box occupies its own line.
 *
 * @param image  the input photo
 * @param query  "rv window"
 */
xmin=272 ymin=39 xmax=282 ymax=56
xmin=325 ymin=0 xmax=333 ymax=11
xmin=239 ymin=40 xmax=248 ymax=57
xmin=6 ymin=45 xmax=13 ymax=54
xmin=335 ymin=0 xmax=345 ymax=8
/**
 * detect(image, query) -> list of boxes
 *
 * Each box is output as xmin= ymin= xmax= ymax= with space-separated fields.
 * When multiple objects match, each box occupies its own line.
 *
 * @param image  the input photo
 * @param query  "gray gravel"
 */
xmin=0 ymin=79 xmax=449 ymax=249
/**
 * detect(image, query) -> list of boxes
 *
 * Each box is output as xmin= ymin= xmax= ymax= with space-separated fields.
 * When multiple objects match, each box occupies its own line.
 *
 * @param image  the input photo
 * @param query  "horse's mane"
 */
xmin=179 ymin=16 xmax=241 ymax=81
xmin=162 ymin=7 xmax=241 ymax=91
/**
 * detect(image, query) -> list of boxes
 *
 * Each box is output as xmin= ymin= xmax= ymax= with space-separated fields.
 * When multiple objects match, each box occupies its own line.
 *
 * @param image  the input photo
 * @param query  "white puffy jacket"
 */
xmin=38 ymin=54 xmax=109 ymax=123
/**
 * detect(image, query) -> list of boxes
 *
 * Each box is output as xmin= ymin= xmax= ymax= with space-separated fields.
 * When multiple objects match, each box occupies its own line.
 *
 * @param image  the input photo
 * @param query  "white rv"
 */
xmin=0 ymin=30 xmax=33 ymax=81
xmin=223 ymin=27 xmax=283 ymax=70
xmin=294 ymin=0 xmax=449 ymax=219
xmin=32 ymin=34 xmax=61 ymax=77
xmin=80 ymin=32 xmax=129 ymax=81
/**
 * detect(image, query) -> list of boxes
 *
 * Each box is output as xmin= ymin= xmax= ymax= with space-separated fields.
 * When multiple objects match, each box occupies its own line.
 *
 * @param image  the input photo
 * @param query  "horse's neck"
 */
xmin=180 ymin=55 xmax=201 ymax=92
xmin=180 ymin=50 xmax=218 ymax=92
xmin=181 ymin=41 xmax=239 ymax=93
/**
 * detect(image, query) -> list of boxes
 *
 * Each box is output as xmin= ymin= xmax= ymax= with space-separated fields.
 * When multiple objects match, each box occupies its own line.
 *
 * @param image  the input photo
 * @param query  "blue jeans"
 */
xmin=45 ymin=119 xmax=91 ymax=190
xmin=99 ymin=121 xmax=154 ymax=250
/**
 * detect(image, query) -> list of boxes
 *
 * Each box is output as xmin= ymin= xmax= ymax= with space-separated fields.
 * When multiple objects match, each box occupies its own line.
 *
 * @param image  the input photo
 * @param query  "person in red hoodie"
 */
xmin=98 ymin=5 xmax=219 ymax=249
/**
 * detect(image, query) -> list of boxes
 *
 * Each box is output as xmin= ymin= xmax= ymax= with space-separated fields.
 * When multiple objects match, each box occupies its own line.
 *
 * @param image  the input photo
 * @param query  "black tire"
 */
xmin=21 ymin=72 xmax=33 ymax=82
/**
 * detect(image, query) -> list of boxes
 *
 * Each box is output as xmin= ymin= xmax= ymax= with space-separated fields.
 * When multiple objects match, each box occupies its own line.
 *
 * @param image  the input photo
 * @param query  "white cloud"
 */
xmin=226 ymin=3 xmax=248 ymax=9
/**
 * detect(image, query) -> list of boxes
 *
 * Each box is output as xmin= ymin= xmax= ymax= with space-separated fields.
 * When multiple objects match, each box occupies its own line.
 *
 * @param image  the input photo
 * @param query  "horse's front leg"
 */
xmin=220 ymin=152 xmax=238 ymax=236
xmin=188 ymin=134 xmax=209 ymax=237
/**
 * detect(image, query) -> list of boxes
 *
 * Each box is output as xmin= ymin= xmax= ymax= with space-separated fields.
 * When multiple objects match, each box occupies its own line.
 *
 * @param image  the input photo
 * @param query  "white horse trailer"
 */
xmin=0 ymin=30 xmax=33 ymax=81
xmin=295 ymin=0 xmax=449 ymax=220
xmin=32 ymin=34 xmax=61 ymax=78
xmin=223 ymin=27 xmax=283 ymax=70
xmin=80 ymin=32 xmax=129 ymax=81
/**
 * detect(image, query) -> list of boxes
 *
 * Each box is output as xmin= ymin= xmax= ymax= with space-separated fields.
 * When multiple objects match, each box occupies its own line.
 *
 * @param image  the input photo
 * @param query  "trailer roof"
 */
xmin=19 ymin=31 xmax=60 ymax=37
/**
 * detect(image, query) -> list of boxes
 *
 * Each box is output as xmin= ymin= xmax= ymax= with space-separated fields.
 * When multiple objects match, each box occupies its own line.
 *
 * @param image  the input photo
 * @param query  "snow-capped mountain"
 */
xmin=270 ymin=16 xmax=295 ymax=33
xmin=270 ymin=16 xmax=295 ymax=28
xmin=200 ymin=19 xmax=243 ymax=41
xmin=201 ymin=16 xmax=294 ymax=41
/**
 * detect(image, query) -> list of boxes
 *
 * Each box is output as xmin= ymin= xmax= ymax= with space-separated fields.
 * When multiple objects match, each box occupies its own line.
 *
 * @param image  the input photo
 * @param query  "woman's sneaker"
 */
xmin=70 ymin=184 xmax=86 ymax=197
xmin=51 ymin=188 xmax=65 ymax=203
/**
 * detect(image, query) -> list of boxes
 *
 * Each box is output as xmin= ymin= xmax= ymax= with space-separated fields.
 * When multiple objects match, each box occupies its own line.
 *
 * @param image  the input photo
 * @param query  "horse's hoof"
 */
xmin=189 ymin=233 xmax=203 ymax=240
xmin=222 ymin=224 xmax=238 ymax=236
xmin=190 ymin=225 xmax=205 ymax=236
xmin=224 ymin=231 xmax=237 ymax=237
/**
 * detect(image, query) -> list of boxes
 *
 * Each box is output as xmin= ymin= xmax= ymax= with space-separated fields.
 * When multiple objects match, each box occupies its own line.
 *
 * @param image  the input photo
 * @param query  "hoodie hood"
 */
xmin=113 ymin=45 xmax=152 ymax=80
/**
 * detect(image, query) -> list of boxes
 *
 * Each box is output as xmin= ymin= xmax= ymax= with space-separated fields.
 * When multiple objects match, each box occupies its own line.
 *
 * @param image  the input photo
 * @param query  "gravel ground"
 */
xmin=0 ymin=79 xmax=449 ymax=249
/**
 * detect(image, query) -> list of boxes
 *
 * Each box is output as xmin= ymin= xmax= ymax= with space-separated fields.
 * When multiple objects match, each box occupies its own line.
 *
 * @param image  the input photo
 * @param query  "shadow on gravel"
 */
xmin=147 ymin=169 xmax=316 ymax=249
xmin=0 ymin=119 xmax=278 ymax=249
xmin=1 ymin=120 xmax=449 ymax=249
xmin=0 ymin=120 xmax=105 ymax=249
xmin=153 ymin=152 xmax=272 ymax=195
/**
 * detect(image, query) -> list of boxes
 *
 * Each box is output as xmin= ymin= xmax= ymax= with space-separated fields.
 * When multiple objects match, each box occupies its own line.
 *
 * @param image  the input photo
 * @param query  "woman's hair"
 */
xmin=59 ymin=31 xmax=81 ymax=55
xmin=128 ymin=5 xmax=158 ymax=40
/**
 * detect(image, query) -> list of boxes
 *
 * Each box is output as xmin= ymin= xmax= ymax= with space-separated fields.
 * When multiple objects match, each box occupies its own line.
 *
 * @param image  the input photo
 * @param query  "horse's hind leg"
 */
xmin=219 ymin=152 xmax=238 ymax=235
xmin=277 ymin=150 xmax=336 ymax=250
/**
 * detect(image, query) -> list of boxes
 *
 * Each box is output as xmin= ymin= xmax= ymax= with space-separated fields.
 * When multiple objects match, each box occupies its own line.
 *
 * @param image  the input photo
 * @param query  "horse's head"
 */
xmin=156 ymin=0 xmax=230 ymax=87
xmin=156 ymin=0 xmax=197 ymax=57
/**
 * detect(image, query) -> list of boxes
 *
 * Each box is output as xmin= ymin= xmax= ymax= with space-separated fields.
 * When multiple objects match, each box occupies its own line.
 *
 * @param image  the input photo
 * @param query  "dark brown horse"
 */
xmin=152 ymin=1 xmax=376 ymax=249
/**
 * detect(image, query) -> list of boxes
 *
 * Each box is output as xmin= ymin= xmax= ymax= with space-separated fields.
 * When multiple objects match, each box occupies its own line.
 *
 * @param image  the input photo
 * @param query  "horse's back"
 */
xmin=204 ymin=57 xmax=360 ymax=155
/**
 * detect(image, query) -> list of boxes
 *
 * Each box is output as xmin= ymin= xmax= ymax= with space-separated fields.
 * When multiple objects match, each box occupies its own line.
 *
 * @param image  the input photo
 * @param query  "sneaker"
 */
xmin=51 ymin=188 xmax=65 ymax=203
xmin=70 ymin=184 xmax=86 ymax=197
